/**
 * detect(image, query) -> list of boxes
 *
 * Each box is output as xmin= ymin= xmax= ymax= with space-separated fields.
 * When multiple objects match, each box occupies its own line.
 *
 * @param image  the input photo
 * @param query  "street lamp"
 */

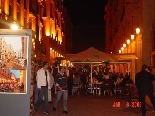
xmin=127 ymin=39 xmax=130 ymax=44
xmin=131 ymin=16 xmax=135 ymax=40
xmin=131 ymin=34 xmax=135 ymax=40
xmin=121 ymin=47 xmax=124 ymax=51
xmin=135 ymin=28 xmax=140 ymax=35
xmin=11 ymin=24 xmax=19 ymax=30
xmin=123 ymin=43 xmax=126 ymax=48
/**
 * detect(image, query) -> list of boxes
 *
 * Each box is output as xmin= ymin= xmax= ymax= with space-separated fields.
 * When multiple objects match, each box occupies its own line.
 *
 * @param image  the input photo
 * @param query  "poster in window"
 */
xmin=0 ymin=35 xmax=28 ymax=94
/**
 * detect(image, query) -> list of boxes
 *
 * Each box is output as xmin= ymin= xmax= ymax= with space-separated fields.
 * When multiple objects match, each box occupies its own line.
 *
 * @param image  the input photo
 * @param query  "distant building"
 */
xmin=105 ymin=0 xmax=155 ymax=76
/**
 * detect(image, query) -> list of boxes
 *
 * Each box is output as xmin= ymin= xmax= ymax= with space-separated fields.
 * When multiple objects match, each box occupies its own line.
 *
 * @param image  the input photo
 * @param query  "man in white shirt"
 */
xmin=34 ymin=62 xmax=51 ymax=114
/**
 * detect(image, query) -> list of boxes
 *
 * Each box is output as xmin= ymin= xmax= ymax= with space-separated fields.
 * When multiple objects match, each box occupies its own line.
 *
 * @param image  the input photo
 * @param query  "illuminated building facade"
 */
xmin=0 ymin=0 xmax=73 ymax=63
xmin=21 ymin=37 xmax=27 ymax=59
xmin=105 ymin=0 xmax=155 ymax=76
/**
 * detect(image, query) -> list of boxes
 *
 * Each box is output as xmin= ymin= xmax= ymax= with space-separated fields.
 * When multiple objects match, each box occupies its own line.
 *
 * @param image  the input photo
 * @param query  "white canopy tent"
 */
xmin=68 ymin=47 xmax=117 ymax=93
xmin=69 ymin=47 xmax=116 ymax=62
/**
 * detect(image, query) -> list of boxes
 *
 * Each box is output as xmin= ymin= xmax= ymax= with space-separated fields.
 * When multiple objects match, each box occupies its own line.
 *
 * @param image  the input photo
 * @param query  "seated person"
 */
xmin=121 ymin=74 xmax=134 ymax=95
xmin=73 ymin=73 xmax=81 ymax=85
xmin=72 ymin=73 xmax=81 ymax=94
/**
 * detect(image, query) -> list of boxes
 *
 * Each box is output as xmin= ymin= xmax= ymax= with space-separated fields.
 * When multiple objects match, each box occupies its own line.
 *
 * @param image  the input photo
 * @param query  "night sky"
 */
xmin=64 ymin=0 xmax=107 ymax=53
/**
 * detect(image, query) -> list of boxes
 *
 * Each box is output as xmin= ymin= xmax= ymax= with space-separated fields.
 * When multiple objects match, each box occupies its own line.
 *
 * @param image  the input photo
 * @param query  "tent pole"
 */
xmin=91 ymin=63 xmax=93 ymax=93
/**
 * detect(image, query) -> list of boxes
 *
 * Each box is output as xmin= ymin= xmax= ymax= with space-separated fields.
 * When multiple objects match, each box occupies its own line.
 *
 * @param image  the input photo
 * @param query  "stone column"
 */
xmin=142 ymin=0 xmax=155 ymax=66
xmin=135 ymin=34 xmax=142 ymax=73
xmin=131 ymin=59 xmax=136 ymax=83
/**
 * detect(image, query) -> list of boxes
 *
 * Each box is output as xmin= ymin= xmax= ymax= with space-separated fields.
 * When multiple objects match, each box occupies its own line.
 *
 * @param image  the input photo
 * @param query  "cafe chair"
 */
xmin=103 ymin=83 xmax=113 ymax=97
xmin=93 ymin=83 xmax=101 ymax=96
xmin=72 ymin=83 xmax=80 ymax=95
xmin=86 ymin=84 xmax=94 ymax=95
xmin=113 ymin=83 xmax=122 ymax=96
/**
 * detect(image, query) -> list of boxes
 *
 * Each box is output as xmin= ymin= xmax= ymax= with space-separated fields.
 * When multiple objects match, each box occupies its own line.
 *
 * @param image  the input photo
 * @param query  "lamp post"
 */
xmin=131 ymin=34 xmax=135 ymax=40
xmin=11 ymin=23 xmax=19 ymax=30
xmin=123 ymin=43 xmax=126 ymax=48
xmin=135 ymin=27 xmax=142 ymax=72
xmin=127 ymin=39 xmax=130 ymax=45
xmin=135 ymin=28 xmax=140 ymax=35
xmin=131 ymin=16 xmax=135 ymax=40
xmin=126 ymin=39 xmax=130 ymax=53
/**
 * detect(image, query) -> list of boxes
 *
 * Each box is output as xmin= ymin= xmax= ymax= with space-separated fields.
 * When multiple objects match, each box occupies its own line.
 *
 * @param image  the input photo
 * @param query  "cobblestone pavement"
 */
xmin=33 ymin=94 xmax=155 ymax=116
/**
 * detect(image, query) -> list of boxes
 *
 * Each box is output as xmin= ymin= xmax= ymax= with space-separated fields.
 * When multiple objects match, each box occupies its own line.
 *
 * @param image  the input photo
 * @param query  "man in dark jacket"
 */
xmin=135 ymin=64 xmax=155 ymax=116
xmin=53 ymin=66 xmax=68 ymax=114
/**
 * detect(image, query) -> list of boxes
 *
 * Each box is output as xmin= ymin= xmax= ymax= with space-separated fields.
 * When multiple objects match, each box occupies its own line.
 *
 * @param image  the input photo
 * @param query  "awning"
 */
xmin=110 ymin=54 xmax=138 ymax=60
xmin=66 ymin=47 xmax=117 ymax=62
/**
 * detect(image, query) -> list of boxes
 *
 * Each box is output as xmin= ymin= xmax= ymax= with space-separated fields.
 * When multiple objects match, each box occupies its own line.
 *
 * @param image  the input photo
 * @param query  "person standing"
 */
xmin=135 ymin=64 xmax=155 ymax=116
xmin=67 ymin=68 xmax=73 ymax=95
xmin=34 ymin=62 xmax=51 ymax=114
xmin=150 ymin=67 xmax=155 ymax=94
xmin=47 ymin=67 xmax=55 ymax=103
xmin=53 ymin=66 xmax=68 ymax=114
xmin=33 ymin=64 xmax=40 ymax=103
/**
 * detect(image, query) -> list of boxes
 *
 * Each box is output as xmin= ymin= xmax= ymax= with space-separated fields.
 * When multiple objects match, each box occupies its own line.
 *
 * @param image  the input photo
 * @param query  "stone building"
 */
xmin=0 ymin=1 xmax=72 ymax=115
xmin=105 ymin=0 xmax=155 ymax=80
xmin=0 ymin=0 xmax=72 ymax=63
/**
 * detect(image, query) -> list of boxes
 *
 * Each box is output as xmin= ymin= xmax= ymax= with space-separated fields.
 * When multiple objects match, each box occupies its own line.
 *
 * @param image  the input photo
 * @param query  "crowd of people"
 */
xmin=66 ymin=68 xmax=134 ymax=96
xmin=33 ymin=61 xmax=69 ymax=114
xmin=32 ymin=62 xmax=155 ymax=116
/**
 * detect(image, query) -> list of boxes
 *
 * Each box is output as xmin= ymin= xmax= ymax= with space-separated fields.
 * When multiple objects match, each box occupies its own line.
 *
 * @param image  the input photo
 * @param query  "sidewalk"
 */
xmin=33 ymin=94 xmax=154 ymax=116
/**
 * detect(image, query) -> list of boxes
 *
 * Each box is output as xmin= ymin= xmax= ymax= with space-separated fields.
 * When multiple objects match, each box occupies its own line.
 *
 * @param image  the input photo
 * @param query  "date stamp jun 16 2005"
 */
xmin=112 ymin=101 xmax=141 ymax=108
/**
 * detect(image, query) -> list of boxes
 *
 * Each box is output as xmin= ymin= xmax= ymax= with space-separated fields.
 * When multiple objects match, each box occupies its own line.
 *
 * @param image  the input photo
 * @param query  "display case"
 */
xmin=0 ymin=29 xmax=32 ymax=116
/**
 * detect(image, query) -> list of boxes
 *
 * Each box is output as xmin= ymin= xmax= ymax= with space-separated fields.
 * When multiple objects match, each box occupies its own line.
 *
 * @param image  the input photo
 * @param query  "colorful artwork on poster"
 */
xmin=0 ymin=35 xmax=28 ymax=93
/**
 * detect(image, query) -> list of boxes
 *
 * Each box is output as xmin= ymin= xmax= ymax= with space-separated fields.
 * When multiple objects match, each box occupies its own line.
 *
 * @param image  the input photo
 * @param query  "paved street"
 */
xmin=33 ymin=94 xmax=154 ymax=116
